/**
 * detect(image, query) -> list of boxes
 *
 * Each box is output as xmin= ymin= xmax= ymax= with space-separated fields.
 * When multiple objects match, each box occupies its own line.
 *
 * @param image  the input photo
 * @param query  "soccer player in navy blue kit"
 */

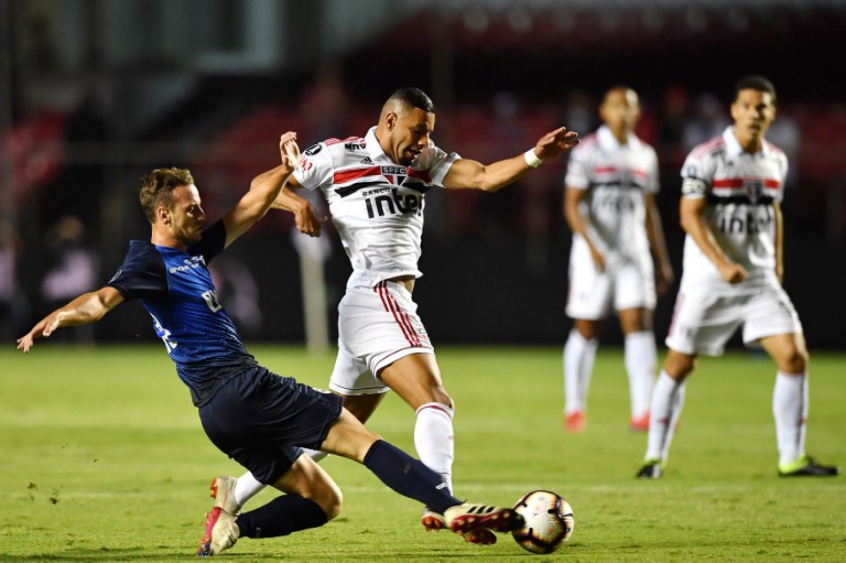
xmin=17 ymin=132 xmax=523 ymax=556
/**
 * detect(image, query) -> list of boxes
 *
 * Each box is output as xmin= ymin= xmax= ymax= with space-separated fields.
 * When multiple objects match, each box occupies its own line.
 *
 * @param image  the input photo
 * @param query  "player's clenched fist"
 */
xmin=279 ymin=132 xmax=300 ymax=175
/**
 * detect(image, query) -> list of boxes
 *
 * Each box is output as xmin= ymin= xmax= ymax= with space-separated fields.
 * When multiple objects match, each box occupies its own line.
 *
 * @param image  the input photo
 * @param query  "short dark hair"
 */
xmin=733 ymin=75 xmax=777 ymax=104
xmin=388 ymin=87 xmax=436 ymax=113
xmin=139 ymin=167 xmax=194 ymax=225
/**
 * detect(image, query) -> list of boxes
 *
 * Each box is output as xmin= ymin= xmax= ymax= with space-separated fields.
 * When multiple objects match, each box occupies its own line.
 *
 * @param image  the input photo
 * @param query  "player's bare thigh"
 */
xmin=338 ymin=393 xmax=386 ymax=424
xmin=378 ymin=353 xmax=452 ymax=410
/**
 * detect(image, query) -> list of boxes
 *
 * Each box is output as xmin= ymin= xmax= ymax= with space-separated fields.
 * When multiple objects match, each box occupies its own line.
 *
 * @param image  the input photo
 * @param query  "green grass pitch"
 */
xmin=1 ymin=344 xmax=844 ymax=561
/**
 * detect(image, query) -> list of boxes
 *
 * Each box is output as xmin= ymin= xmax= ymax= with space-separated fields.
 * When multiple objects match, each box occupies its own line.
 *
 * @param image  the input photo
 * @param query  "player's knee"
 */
xmin=664 ymin=353 xmax=695 ymax=380
xmin=780 ymin=347 xmax=807 ymax=374
xmin=313 ymin=483 xmax=344 ymax=521
xmin=427 ymin=391 xmax=453 ymax=411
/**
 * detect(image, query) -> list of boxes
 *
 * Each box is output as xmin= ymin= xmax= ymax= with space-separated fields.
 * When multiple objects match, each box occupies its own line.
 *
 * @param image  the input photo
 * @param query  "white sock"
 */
xmin=563 ymin=329 xmax=599 ymax=414
xmin=414 ymin=402 xmax=455 ymax=495
xmin=773 ymin=371 xmax=808 ymax=466
xmin=234 ymin=472 xmax=266 ymax=509
xmin=625 ymin=331 xmax=657 ymax=420
xmin=644 ymin=371 xmax=686 ymax=462
xmin=304 ymin=447 xmax=329 ymax=464
xmin=234 ymin=449 xmax=328 ymax=509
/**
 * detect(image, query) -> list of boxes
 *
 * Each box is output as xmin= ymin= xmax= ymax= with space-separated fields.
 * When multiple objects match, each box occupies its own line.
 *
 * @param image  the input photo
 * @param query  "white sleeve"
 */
xmin=415 ymin=143 xmax=459 ymax=186
xmin=293 ymin=143 xmax=334 ymax=191
xmin=563 ymin=145 xmax=590 ymax=190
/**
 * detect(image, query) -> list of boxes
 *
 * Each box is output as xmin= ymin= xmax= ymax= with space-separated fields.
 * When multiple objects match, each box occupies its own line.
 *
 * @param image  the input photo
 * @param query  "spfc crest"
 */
xmin=744 ymin=178 xmax=764 ymax=204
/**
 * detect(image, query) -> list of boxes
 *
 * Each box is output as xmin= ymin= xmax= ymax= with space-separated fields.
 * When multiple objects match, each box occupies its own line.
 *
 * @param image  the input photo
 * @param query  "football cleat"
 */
xmin=197 ymin=507 xmax=239 ymax=557
xmin=564 ymin=411 xmax=586 ymax=433
xmin=209 ymin=476 xmax=240 ymax=515
xmin=636 ymin=460 xmax=663 ymax=479
xmin=778 ymin=455 xmax=839 ymax=477
xmin=443 ymin=503 xmax=524 ymax=538
xmin=422 ymin=507 xmax=497 ymax=545
xmin=629 ymin=413 xmax=650 ymax=432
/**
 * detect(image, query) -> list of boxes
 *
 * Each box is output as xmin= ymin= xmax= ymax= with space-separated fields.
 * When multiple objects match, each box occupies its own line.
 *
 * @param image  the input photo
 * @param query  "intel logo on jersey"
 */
xmin=364 ymin=189 xmax=423 ymax=219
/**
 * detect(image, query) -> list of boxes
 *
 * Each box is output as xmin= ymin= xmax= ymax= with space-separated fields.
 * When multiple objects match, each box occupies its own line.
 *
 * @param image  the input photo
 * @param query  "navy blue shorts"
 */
xmin=198 ymin=365 xmax=343 ymax=485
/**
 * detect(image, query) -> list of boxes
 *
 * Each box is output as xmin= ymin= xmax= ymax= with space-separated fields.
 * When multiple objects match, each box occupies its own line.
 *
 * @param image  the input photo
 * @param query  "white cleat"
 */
xmin=197 ymin=507 xmax=239 ymax=557
xmin=422 ymin=507 xmax=497 ymax=545
xmin=443 ymin=503 xmax=524 ymax=538
xmin=209 ymin=476 xmax=240 ymax=515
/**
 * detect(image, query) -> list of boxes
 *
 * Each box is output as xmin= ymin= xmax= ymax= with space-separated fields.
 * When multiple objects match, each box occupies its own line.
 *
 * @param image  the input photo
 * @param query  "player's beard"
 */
xmin=175 ymin=225 xmax=202 ymax=246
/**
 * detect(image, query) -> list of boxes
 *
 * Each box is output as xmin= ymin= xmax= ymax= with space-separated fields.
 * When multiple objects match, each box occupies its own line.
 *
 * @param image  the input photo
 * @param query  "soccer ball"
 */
xmin=511 ymin=490 xmax=575 ymax=554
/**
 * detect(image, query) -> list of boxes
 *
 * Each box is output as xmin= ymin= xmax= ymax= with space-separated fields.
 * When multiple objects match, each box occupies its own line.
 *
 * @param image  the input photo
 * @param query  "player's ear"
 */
xmin=156 ymin=206 xmax=170 ymax=225
xmin=385 ymin=112 xmax=397 ymax=131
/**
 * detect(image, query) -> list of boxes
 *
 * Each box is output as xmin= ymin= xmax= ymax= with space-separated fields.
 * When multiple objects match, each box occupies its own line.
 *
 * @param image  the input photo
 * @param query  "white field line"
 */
xmin=9 ymin=483 xmax=844 ymax=500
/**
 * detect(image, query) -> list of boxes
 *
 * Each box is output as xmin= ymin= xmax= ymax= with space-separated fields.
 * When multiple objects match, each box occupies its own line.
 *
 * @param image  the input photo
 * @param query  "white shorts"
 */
xmin=566 ymin=241 xmax=655 ymax=320
xmin=665 ymin=278 xmax=803 ymax=356
xmin=329 ymin=280 xmax=434 ymax=396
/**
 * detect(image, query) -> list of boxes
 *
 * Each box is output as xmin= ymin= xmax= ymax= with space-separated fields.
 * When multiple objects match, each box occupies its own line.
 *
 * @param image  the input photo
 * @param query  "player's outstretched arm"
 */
xmin=222 ymin=132 xmax=300 ymax=247
xmin=443 ymin=126 xmax=579 ymax=192
xmin=17 ymin=286 xmax=125 ymax=353
xmin=679 ymin=196 xmax=747 ymax=284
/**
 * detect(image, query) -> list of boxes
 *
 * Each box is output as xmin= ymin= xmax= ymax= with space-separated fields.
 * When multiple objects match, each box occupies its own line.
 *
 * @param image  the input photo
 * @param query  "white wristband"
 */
xmin=524 ymin=148 xmax=543 ymax=168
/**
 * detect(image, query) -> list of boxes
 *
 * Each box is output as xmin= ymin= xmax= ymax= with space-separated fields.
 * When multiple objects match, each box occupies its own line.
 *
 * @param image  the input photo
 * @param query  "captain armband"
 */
xmin=681 ymin=178 xmax=708 ymax=196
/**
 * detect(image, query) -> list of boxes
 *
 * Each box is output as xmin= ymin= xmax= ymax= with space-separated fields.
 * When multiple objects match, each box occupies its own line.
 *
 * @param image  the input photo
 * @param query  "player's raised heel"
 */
xmin=209 ymin=476 xmax=240 ymax=515
xmin=421 ymin=507 xmax=447 ymax=532
xmin=778 ymin=455 xmax=839 ymax=477
xmin=444 ymin=503 xmax=524 ymax=537
xmin=197 ymin=507 xmax=239 ymax=557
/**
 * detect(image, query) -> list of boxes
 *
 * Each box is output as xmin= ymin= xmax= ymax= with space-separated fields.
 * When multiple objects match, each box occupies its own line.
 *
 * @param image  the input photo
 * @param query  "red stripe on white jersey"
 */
xmin=334 ymin=166 xmax=384 ymax=184
xmin=712 ymin=178 xmax=781 ymax=189
xmin=407 ymin=168 xmax=432 ymax=183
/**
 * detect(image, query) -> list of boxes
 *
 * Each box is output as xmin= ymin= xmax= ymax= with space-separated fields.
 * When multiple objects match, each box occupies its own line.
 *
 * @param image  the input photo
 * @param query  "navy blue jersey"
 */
xmin=107 ymin=220 xmax=255 ymax=405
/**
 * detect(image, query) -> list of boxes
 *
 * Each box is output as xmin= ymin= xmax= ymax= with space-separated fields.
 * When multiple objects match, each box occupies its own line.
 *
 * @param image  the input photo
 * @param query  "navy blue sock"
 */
xmin=235 ymin=494 xmax=327 ymax=539
xmin=363 ymin=439 xmax=461 ymax=515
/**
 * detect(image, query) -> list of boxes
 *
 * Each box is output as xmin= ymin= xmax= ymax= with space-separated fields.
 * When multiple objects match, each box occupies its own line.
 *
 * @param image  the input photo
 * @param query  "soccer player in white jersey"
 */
xmin=212 ymin=87 xmax=580 ymax=543
xmin=636 ymin=76 xmax=838 ymax=479
xmin=562 ymin=86 xmax=674 ymax=433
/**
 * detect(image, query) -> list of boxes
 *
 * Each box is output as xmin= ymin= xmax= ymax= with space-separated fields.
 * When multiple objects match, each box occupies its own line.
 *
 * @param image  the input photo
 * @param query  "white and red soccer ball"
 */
xmin=511 ymin=490 xmax=575 ymax=554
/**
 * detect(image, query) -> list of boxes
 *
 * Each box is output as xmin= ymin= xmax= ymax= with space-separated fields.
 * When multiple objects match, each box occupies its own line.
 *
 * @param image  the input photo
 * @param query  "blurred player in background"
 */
xmin=636 ymin=76 xmax=839 ymax=479
xmin=222 ymin=87 xmax=579 ymax=541
xmin=562 ymin=86 xmax=674 ymax=433
xmin=17 ymin=135 xmax=524 ymax=555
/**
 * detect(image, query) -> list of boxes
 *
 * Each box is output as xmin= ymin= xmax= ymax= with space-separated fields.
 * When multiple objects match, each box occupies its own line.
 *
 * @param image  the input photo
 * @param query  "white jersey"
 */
xmin=679 ymin=126 xmax=788 ymax=287
xmin=564 ymin=125 xmax=659 ymax=262
xmin=293 ymin=127 xmax=458 ymax=288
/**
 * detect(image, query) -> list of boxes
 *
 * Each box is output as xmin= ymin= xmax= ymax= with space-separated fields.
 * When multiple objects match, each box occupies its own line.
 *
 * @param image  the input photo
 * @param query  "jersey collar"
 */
xmin=365 ymin=127 xmax=392 ymax=162
xmin=724 ymin=126 xmax=772 ymax=158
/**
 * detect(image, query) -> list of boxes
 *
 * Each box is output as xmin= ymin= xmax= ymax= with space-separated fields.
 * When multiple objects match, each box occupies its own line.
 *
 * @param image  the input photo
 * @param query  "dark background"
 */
xmin=1 ymin=0 xmax=844 ymax=349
